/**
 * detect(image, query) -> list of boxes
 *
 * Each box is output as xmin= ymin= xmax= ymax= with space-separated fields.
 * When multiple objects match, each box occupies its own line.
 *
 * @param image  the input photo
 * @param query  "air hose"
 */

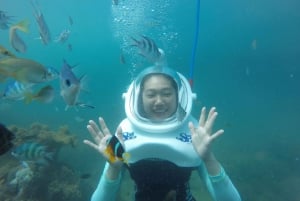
xmin=188 ymin=0 xmax=200 ymax=88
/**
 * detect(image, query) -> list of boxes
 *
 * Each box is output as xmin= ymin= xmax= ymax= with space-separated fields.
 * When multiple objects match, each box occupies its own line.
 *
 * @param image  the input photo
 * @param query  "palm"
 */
xmin=84 ymin=117 xmax=124 ymax=167
xmin=189 ymin=107 xmax=224 ymax=160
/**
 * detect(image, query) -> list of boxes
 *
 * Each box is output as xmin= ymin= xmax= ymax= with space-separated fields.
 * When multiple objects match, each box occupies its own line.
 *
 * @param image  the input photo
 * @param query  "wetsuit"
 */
xmin=128 ymin=159 xmax=196 ymax=201
xmin=90 ymin=159 xmax=241 ymax=201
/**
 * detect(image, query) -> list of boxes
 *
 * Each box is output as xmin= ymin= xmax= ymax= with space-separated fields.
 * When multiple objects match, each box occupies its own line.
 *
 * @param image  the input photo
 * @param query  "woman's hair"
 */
xmin=137 ymin=73 xmax=178 ymax=118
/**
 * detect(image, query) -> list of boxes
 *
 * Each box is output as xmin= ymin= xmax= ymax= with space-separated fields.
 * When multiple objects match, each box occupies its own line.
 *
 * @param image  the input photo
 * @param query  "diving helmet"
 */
xmin=123 ymin=66 xmax=197 ymax=133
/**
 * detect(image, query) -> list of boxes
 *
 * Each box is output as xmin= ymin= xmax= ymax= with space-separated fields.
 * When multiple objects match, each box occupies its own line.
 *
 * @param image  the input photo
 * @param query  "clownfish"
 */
xmin=105 ymin=135 xmax=130 ymax=164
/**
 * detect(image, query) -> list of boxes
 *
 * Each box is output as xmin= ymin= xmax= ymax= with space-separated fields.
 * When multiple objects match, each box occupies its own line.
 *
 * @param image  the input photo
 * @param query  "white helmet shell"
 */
xmin=123 ymin=66 xmax=197 ymax=133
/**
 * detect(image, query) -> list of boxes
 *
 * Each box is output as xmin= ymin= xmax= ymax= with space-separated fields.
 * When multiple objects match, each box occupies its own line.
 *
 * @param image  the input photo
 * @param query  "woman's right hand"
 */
xmin=84 ymin=117 xmax=124 ymax=169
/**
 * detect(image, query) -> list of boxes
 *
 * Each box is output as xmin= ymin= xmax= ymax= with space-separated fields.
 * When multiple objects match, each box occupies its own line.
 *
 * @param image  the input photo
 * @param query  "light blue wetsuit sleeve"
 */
xmin=197 ymin=164 xmax=241 ymax=201
xmin=91 ymin=163 xmax=123 ymax=201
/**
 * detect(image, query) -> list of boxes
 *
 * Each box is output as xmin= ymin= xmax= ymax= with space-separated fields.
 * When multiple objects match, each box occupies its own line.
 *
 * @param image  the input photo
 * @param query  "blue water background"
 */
xmin=1 ymin=0 xmax=300 ymax=200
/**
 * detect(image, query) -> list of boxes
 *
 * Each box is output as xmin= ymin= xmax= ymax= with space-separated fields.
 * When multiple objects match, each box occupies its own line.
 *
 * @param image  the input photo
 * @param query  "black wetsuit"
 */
xmin=127 ymin=159 xmax=197 ymax=201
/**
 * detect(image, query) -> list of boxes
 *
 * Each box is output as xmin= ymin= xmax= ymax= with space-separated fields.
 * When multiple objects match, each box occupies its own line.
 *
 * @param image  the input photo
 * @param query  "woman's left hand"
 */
xmin=189 ymin=107 xmax=224 ymax=161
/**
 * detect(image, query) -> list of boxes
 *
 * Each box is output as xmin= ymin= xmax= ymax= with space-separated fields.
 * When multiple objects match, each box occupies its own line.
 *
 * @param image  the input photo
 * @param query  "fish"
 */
xmin=11 ymin=142 xmax=53 ymax=165
xmin=31 ymin=0 xmax=51 ymax=45
xmin=24 ymin=85 xmax=55 ymax=104
xmin=9 ymin=19 xmax=30 ymax=53
xmin=1 ymin=80 xmax=33 ymax=101
xmin=0 ymin=57 xmax=50 ymax=84
xmin=54 ymin=29 xmax=71 ymax=44
xmin=45 ymin=65 xmax=59 ymax=81
xmin=0 ymin=45 xmax=16 ymax=58
xmin=0 ymin=123 xmax=15 ymax=155
xmin=0 ymin=10 xmax=14 ymax=29
xmin=131 ymin=35 xmax=166 ymax=65
xmin=1 ymin=80 xmax=54 ymax=104
xmin=105 ymin=135 xmax=130 ymax=164
xmin=59 ymin=59 xmax=83 ymax=110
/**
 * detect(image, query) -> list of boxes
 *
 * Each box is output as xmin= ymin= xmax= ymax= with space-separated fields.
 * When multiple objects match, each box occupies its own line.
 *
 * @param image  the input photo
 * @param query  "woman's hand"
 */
xmin=189 ymin=107 xmax=224 ymax=161
xmin=84 ymin=117 xmax=124 ymax=169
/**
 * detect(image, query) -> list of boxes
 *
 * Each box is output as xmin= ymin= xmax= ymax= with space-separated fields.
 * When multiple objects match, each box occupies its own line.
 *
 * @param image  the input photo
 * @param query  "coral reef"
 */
xmin=8 ymin=122 xmax=77 ymax=149
xmin=0 ymin=122 xmax=88 ymax=201
xmin=47 ymin=166 xmax=82 ymax=201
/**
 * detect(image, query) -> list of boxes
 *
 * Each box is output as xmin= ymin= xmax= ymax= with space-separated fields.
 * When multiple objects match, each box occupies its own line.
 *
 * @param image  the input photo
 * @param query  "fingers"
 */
xmin=88 ymin=120 xmax=100 ymax=135
xmin=86 ymin=117 xmax=109 ymax=145
xmin=201 ymin=107 xmax=218 ymax=131
xmin=205 ymin=111 xmax=217 ymax=131
xmin=210 ymin=129 xmax=224 ymax=141
xmin=99 ymin=117 xmax=111 ymax=137
xmin=197 ymin=106 xmax=223 ymax=136
xmin=83 ymin=139 xmax=99 ymax=151
xmin=207 ymin=107 xmax=216 ymax=120
xmin=87 ymin=121 xmax=102 ymax=144
xmin=199 ymin=107 xmax=206 ymax=127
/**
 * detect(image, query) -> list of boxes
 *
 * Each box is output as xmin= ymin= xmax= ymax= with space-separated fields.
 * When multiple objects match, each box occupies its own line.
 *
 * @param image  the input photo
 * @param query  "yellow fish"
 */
xmin=9 ymin=19 xmax=29 ymax=53
xmin=0 ymin=45 xmax=16 ymax=58
xmin=24 ymin=85 xmax=54 ymax=104
xmin=0 ymin=57 xmax=50 ymax=83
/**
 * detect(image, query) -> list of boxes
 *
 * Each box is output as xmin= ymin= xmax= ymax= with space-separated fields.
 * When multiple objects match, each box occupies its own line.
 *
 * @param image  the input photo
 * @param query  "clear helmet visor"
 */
xmin=123 ymin=66 xmax=197 ymax=133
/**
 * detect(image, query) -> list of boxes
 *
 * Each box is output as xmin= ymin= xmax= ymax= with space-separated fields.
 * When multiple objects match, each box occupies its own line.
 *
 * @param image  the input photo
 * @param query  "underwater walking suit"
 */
xmin=91 ymin=66 xmax=241 ymax=201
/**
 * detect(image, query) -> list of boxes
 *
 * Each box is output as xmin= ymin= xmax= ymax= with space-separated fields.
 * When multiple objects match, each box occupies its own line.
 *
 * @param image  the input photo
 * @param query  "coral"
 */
xmin=47 ymin=165 xmax=82 ymax=201
xmin=0 ymin=123 xmax=84 ymax=201
xmin=8 ymin=122 xmax=78 ymax=149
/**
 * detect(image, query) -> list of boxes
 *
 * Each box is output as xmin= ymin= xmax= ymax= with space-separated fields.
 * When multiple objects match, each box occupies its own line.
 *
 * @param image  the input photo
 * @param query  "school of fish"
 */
xmin=0 ymin=2 xmax=167 ymax=173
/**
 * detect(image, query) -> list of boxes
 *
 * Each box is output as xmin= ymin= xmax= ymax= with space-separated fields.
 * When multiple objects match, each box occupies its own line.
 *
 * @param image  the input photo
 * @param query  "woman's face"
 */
xmin=141 ymin=75 xmax=177 ymax=120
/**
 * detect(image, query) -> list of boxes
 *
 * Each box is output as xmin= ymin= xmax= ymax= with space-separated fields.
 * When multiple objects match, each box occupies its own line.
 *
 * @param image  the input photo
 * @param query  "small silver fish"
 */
xmin=54 ymin=29 xmax=71 ymax=44
xmin=9 ymin=20 xmax=30 ymax=53
xmin=31 ymin=0 xmax=51 ymax=45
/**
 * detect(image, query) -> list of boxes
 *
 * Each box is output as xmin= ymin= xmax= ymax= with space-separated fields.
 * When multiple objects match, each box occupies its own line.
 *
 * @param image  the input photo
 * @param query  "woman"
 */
xmin=84 ymin=66 xmax=241 ymax=201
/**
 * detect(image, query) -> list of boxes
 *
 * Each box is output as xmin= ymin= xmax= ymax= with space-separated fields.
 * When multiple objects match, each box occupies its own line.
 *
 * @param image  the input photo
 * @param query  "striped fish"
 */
xmin=105 ymin=135 xmax=130 ymax=164
xmin=131 ymin=35 xmax=165 ymax=65
xmin=1 ymin=80 xmax=32 ymax=101
xmin=11 ymin=142 xmax=53 ymax=165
